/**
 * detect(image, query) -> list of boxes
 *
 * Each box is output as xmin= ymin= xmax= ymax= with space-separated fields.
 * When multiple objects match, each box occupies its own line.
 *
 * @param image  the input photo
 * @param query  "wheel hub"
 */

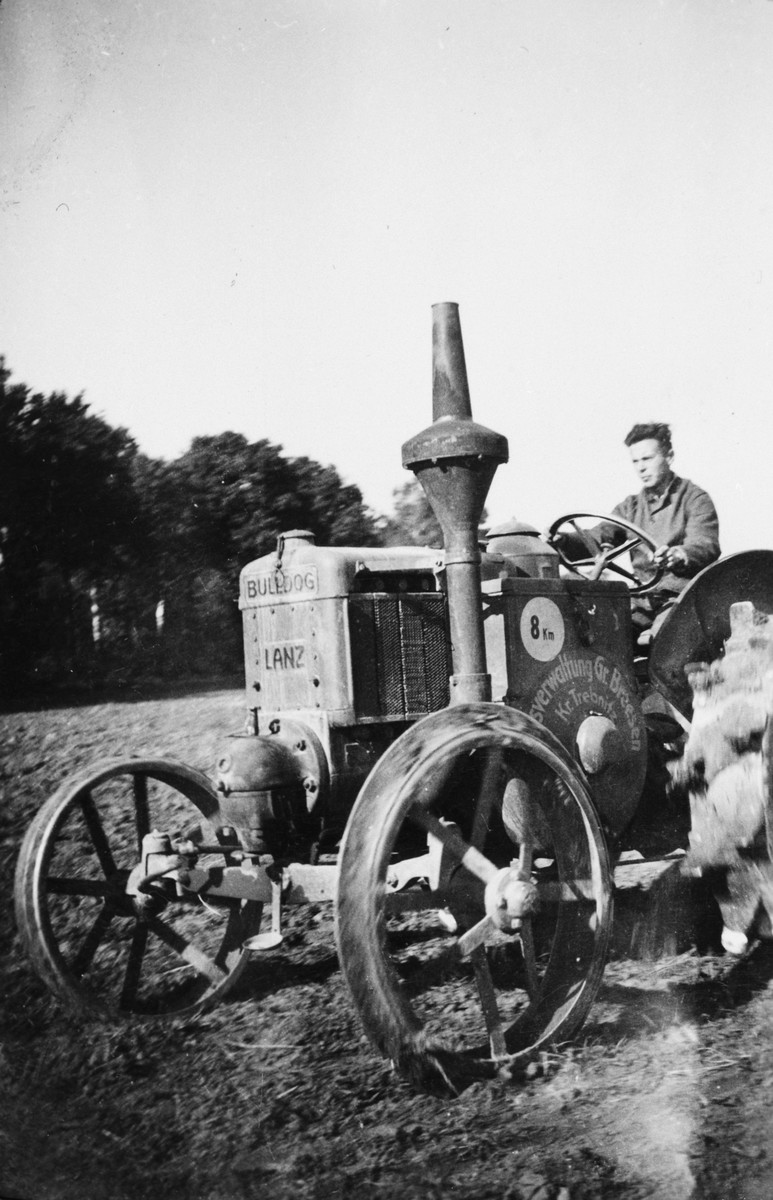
xmin=129 ymin=887 xmax=169 ymax=920
xmin=484 ymin=864 xmax=539 ymax=932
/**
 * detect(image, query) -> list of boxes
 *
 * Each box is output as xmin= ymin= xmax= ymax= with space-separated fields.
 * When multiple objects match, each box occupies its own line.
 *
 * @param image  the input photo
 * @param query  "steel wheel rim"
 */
xmin=15 ymin=759 xmax=260 ymax=1018
xmin=336 ymin=704 xmax=613 ymax=1086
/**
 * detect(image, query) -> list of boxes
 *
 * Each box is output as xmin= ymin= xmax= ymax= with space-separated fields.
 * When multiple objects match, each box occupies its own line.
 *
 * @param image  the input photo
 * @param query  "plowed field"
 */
xmin=2 ymin=689 xmax=773 ymax=1199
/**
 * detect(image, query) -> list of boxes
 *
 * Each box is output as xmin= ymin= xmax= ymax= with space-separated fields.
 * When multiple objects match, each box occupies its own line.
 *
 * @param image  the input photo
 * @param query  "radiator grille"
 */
xmin=348 ymin=593 xmax=450 ymax=719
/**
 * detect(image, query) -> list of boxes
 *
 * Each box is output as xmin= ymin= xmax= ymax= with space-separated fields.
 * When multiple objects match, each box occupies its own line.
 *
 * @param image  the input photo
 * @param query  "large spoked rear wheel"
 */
xmin=335 ymin=704 xmax=613 ymax=1092
xmin=14 ymin=759 xmax=261 ymax=1018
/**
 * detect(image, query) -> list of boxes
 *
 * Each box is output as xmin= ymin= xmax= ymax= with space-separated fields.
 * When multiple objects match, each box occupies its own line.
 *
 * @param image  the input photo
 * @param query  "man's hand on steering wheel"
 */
xmin=652 ymin=544 xmax=688 ymax=574
xmin=545 ymin=512 xmax=666 ymax=596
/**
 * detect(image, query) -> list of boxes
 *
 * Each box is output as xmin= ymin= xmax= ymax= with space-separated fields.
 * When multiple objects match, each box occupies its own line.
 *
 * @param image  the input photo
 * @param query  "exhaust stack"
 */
xmin=402 ymin=302 xmax=509 ymax=703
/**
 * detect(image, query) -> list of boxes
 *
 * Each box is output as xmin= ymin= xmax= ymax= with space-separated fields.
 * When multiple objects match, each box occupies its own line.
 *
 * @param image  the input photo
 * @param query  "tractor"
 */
xmin=14 ymin=303 xmax=773 ymax=1090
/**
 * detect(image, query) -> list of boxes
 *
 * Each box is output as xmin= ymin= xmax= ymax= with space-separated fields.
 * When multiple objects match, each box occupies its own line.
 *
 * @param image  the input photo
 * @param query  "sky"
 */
xmin=2 ymin=0 xmax=773 ymax=554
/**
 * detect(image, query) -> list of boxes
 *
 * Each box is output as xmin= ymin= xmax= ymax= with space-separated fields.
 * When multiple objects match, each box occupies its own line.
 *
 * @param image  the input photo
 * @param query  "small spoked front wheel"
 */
xmin=335 ymin=704 xmax=613 ymax=1091
xmin=14 ymin=759 xmax=261 ymax=1018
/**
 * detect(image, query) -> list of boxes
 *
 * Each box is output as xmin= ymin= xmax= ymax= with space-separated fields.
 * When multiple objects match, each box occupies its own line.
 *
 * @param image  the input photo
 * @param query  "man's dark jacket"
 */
xmin=604 ymin=474 xmax=720 ymax=595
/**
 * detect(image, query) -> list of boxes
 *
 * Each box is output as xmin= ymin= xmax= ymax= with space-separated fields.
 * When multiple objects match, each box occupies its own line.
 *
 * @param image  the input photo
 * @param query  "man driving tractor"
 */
xmin=554 ymin=421 xmax=721 ymax=638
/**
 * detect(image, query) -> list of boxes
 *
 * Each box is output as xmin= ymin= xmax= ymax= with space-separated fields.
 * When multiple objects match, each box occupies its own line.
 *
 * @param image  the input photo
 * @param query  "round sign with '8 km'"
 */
xmin=520 ymin=597 xmax=565 ymax=661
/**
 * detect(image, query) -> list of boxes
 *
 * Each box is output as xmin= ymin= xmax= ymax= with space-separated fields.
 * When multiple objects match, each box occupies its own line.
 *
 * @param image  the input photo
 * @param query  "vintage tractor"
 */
xmin=14 ymin=303 xmax=773 ymax=1090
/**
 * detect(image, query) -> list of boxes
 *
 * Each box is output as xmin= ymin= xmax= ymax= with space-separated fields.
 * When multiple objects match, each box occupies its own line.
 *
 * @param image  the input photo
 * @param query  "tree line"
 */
xmin=0 ymin=359 xmax=442 ymax=698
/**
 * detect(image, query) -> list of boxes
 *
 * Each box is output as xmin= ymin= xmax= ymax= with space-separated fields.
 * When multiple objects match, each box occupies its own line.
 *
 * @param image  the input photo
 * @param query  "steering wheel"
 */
xmin=546 ymin=512 xmax=666 ymax=596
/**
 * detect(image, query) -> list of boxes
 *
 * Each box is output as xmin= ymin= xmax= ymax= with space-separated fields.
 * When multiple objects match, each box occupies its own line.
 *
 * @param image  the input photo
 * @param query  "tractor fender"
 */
xmin=649 ymin=550 xmax=773 ymax=717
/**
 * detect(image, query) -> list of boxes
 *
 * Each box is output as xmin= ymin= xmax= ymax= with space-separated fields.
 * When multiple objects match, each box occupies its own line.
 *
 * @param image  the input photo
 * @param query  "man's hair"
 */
xmin=624 ymin=422 xmax=672 ymax=454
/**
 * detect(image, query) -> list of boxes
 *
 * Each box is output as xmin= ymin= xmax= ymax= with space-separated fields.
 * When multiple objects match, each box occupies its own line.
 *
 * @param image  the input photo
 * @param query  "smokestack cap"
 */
xmin=402 ymin=415 xmax=508 ymax=471
xmin=402 ymin=301 xmax=508 ymax=470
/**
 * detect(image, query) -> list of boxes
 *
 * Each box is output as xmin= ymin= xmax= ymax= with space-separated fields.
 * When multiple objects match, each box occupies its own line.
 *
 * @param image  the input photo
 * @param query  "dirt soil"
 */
xmin=2 ymin=687 xmax=773 ymax=1200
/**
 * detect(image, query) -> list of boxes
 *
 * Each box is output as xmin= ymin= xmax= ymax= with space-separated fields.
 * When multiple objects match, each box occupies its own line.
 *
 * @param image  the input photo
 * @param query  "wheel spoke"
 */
xmin=403 ymin=914 xmax=495 ymax=995
xmin=471 ymin=747 xmax=503 ymax=850
xmin=133 ymin=773 xmax=150 ymax=853
xmin=457 ymin=915 xmax=498 ymax=956
xmin=78 ymin=789 xmax=118 ymax=877
xmin=410 ymin=808 xmax=499 ymax=886
xmin=600 ymin=559 xmax=638 ymax=584
xmin=470 ymin=945 xmax=508 ymax=1058
xmin=605 ymin=534 xmax=640 ymax=561
xmin=47 ymin=876 xmax=116 ymax=898
xmin=518 ymin=919 xmax=540 ymax=1000
xmin=515 ymin=841 xmax=541 ymax=997
xmin=568 ymin=520 xmax=599 ymax=558
xmin=71 ymin=906 xmax=114 ymax=978
xmin=146 ymin=915 xmax=226 ymax=984
xmin=120 ymin=923 xmax=149 ymax=1009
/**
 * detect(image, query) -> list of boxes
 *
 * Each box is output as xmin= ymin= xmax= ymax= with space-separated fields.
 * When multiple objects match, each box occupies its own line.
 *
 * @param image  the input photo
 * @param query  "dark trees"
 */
xmin=0 ymin=359 xmax=141 ymax=691
xmin=132 ymin=435 xmax=381 ymax=675
xmin=378 ymin=479 xmax=444 ymax=547
xmin=0 ymin=357 xmax=397 ymax=696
